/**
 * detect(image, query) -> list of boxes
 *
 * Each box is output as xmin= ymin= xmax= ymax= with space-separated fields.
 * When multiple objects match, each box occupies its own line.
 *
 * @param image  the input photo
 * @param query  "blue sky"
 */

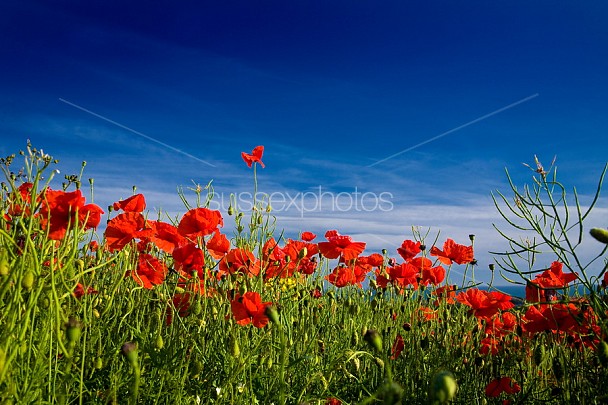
xmin=1 ymin=1 xmax=607 ymax=285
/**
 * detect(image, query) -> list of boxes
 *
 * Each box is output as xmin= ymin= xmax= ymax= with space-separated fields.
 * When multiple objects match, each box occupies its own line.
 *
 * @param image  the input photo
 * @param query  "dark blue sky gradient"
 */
xmin=1 ymin=1 xmax=607 ymax=283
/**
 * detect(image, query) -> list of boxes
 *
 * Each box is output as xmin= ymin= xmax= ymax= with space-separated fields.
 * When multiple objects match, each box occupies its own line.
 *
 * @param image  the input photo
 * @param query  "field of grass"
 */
xmin=0 ymin=143 xmax=607 ymax=404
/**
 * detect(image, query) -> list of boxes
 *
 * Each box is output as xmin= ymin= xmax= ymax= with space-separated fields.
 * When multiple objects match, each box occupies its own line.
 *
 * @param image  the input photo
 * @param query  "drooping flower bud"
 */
xmin=590 ymin=228 xmax=608 ymax=244
xmin=428 ymin=370 xmax=457 ymax=404
xmin=363 ymin=329 xmax=383 ymax=353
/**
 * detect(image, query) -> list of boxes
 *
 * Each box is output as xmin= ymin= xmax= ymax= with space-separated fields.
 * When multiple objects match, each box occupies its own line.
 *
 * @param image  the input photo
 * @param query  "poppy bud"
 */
xmin=552 ymin=356 xmax=564 ymax=381
xmin=228 ymin=206 xmax=234 ymax=216
xmin=0 ymin=258 xmax=9 ymax=276
xmin=21 ymin=270 xmax=34 ymax=291
xmin=265 ymin=305 xmax=280 ymax=326
xmin=533 ymin=344 xmax=545 ymax=366
xmin=428 ymin=370 xmax=457 ymax=404
xmin=298 ymin=247 xmax=307 ymax=259
xmin=230 ymin=334 xmax=240 ymax=358
xmin=590 ymin=228 xmax=608 ymax=244
xmin=65 ymin=317 xmax=82 ymax=344
xmin=94 ymin=356 xmax=103 ymax=370
xmin=364 ymin=329 xmax=383 ymax=353
xmin=121 ymin=341 xmax=138 ymax=367
xmin=154 ymin=335 xmax=164 ymax=350
xmin=266 ymin=205 xmax=272 ymax=213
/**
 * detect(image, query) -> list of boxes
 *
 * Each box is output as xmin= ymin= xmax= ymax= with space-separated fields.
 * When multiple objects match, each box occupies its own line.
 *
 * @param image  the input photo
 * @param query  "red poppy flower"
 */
xmin=325 ymin=398 xmax=342 ymax=405
xmin=318 ymin=230 xmax=366 ymax=261
xmin=166 ymin=292 xmax=193 ymax=325
xmin=390 ymin=334 xmax=405 ymax=359
xmin=430 ymin=238 xmax=474 ymax=265
xmin=219 ymin=248 xmax=260 ymax=277
xmin=397 ymin=239 xmax=421 ymax=262
xmin=172 ymin=243 xmax=206 ymax=277
xmin=130 ymin=253 xmax=168 ymax=289
xmin=230 ymin=291 xmax=272 ymax=328
xmin=521 ymin=303 xmax=581 ymax=334
xmin=407 ymin=256 xmax=446 ymax=286
xmin=142 ymin=220 xmax=187 ymax=254
xmin=73 ymin=283 xmax=98 ymax=299
xmin=38 ymin=189 xmax=104 ymax=240
xmin=206 ymin=231 xmax=230 ymax=259
xmin=301 ymin=231 xmax=316 ymax=241
xmin=178 ymin=207 xmax=223 ymax=240
xmin=432 ymin=284 xmax=457 ymax=305
xmin=525 ymin=261 xmax=577 ymax=303
xmin=7 ymin=182 xmax=35 ymax=218
xmin=112 ymin=193 xmax=146 ymax=213
xmin=379 ymin=262 xmax=420 ymax=291
xmin=241 ymin=145 xmax=265 ymax=168
xmin=485 ymin=377 xmax=521 ymax=397
xmin=105 ymin=212 xmax=149 ymax=252
xmin=456 ymin=288 xmax=514 ymax=320
xmin=325 ymin=264 xmax=369 ymax=288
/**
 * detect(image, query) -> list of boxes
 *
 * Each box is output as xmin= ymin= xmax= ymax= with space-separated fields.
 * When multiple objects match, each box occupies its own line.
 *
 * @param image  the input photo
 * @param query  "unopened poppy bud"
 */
xmin=0 ymin=258 xmax=9 ymax=276
xmin=488 ymin=263 xmax=495 ymax=272
xmin=154 ymin=335 xmax=164 ymax=350
xmin=265 ymin=305 xmax=280 ymax=326
xmin=402 ymin=322 xmax=411 ymax=332
xmin=419 ymin=244 xmax=426 ymax=251
xmin=364 ymin=329 xmax=383 ymax=353
xmin=533 ymin=345 xmax=545 ymax=366
xmin=469 ymin=234 xmax=475 ymax=242
xmin=65 ymin=317 xmax=82 ymax=344
xmin=552 ymin=356 xmax=564 ymax=381
xmin=230 ymin=335 xmax=240 ymax=358
xmin=428 ymin=370 xmax=457 ymax=404
xmin=420 ymin=336 xmax=430 ymax=349
xmin=590 ymin=228 xmax=608 ymax=244
xmin=228 ymin=206 xmax=235 ymax=216
xmin=381 ymin=249 xmax=387 ymax=255
xmin=121 ymin=341 xmax=138 ymax=366
xmin=298 ymin=247 xmax=307 ymax=259
xmin=94 ymin=356 xmax=103 ymax=370
xmin=266 ymin=204 xmax=272 ymax=213
xmin=22 ymin=270 xmax=34 ymax=290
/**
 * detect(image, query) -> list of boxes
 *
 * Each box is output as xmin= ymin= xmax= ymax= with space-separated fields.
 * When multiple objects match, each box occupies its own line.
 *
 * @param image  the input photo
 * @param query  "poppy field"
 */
xmin=1 ymin=143 xmax=607 ymax=404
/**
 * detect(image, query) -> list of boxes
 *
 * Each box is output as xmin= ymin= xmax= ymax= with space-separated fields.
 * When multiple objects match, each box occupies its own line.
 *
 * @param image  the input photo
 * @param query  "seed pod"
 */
xmin=66 ymin=317 xmax=82 ymax=344
xmin=155 ymin=335 xmax=164 ymax=350
xmin=230 ymin=335 xmax=240 ymax=358
xmin=94 ymin=356 xmax=103 ymax=370
xmin=374 ymin=357 xmax=385 ymax=369
xmin=533 ymin=344 xmax=545 ymax=366
xmin=21 ymin=271 xmax=34 ymax=290
xmin=428 ymin=370 xmax=458 ymax=404
xmin=351 ymin=329 xmax=359 ymax=346
xmin=552 ymin=356 xmax=564 ymax=381
xmin=590 ymin=228 xmax=608 ymax=244
xmin=0 ymin=258 xmax=9 ymax=276
xmin=598 ymin=341 xmax=608 ymax=368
